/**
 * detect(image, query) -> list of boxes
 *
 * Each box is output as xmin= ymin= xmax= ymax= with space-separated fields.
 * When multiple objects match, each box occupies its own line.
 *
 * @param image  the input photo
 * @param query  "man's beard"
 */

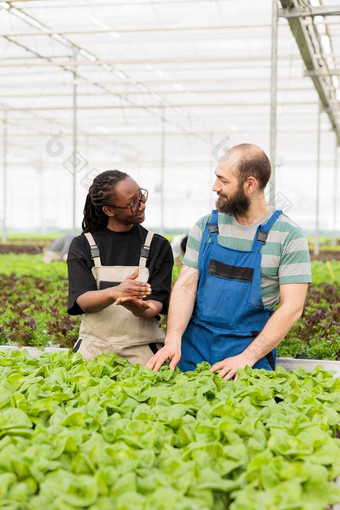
xmin=216 ymin=184 xmax=250 ymax=216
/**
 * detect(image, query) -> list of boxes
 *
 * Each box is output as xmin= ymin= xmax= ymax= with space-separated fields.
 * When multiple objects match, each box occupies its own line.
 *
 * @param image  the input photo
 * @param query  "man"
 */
xmin=146 ymin=144 xmax=311 ymax=379
xmin=43 ymin=233 xmax=77 ymax=263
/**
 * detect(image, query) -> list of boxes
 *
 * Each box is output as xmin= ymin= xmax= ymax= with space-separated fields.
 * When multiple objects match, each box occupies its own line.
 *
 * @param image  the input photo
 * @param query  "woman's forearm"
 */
xmin=76 ymin=288 xmax=118 ymax=313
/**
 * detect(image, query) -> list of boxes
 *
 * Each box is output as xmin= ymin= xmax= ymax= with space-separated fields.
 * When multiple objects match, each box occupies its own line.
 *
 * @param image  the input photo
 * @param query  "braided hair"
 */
xmin=82 ymin=170 xmax=128 ymax=233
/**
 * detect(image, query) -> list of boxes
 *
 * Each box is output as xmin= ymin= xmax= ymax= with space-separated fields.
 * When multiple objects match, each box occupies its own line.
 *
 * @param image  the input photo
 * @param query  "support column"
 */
xmin=160 ymin=107 xmax=165 ymax=235
xmin=2 ymin=110 xmax=7 ymax=243
xmin=38 ymin=160 xmax=45 ymax=234
xmin=332 ymin=143 xmax=338 ymax=246
xmin=72 ymin=50 xmax=78 ymax=233
xmin=314 ymin=101 xmax=322 ymax=256
xmin=270 ymin=0 xmax=278 ymax=206
xmin=209 ymin=132 xmax=216 ymax=211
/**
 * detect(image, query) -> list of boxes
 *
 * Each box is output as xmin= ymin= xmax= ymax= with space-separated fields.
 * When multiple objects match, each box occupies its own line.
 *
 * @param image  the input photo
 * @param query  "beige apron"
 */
xmin=73 ymin=231 xmax=165 ymax=365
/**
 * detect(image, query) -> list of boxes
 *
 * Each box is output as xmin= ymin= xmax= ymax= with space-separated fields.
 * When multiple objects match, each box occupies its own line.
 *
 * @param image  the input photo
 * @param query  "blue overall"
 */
xmin=178 ymin=209 xmax=282 ymax=372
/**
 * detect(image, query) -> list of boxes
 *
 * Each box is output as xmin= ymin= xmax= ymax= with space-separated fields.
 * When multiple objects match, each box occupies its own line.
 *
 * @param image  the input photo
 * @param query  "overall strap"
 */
xmin=252 ymin=209 xmax=283 ymax=252
xmin=202 ymin=209 xmax=219 ymax=246
xmin=139 ymin=231 xmax=154 ymax=269
xmin=84 ymin=232 xmax=102 ymax=268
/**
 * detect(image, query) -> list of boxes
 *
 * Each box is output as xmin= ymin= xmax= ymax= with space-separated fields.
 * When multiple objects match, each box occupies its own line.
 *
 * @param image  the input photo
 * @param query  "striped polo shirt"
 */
xmin=182 ymin=207 xmax=312 ymax=310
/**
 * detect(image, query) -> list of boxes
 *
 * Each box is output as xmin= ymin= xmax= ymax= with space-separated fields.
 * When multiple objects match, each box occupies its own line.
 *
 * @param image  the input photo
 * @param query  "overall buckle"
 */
xmin=140 ymin=245 xmax=150 ymax=259
xmin=208 ymin=224 xmax=219 ymax=234
xmin=256 ymin=230 xmax=268 ymax=244
xmin=90 ymin=245 xmax=100 ymax=258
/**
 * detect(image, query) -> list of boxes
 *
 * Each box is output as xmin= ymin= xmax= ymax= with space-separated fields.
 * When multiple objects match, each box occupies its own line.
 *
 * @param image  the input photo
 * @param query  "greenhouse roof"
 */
xmin=0 ymin=0 xmax=339 ymax=232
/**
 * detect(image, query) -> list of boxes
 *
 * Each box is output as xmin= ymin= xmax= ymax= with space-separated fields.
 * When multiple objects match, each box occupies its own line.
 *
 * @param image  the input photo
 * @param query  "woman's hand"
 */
xmin=76 ymin=268 xmax=152 ymax=314
xmin=115 ymin=268 xmax=152 ymax=300
xmin=114 ymin=297 xmax=157 ymax=317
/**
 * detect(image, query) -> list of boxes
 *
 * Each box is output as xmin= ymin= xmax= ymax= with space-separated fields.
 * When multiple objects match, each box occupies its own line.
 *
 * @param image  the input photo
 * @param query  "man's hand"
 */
xmin=146 ymin=343 xmax=181 ymax=371
xmin=116 ymin=268 xmax=152 ymax=300
xmin=114 ymin=297 xmax=156 ymax=317
xmin=210 ymin=353 xmax=255 ymax=381
xmin=146 ymin=265 xmax=198 ymax=372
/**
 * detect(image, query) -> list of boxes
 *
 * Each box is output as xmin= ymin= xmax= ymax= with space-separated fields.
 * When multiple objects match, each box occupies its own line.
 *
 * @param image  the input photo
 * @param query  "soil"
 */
xmin=309 ymin=250 xmax=340 ymax=261
xmin=0 ymin=244 xmax=43 ymax=254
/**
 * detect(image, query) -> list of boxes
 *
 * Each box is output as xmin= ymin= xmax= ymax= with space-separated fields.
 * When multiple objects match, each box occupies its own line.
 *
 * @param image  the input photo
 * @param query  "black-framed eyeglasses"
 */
xmin=104 ymin=188 xmax=148 ymax=214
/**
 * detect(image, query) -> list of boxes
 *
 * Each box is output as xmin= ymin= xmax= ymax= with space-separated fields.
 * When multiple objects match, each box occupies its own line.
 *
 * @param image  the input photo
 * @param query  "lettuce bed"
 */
xmin=0 ymin=350 xmax=339 ymax=509
xmin=0 ymin=255 xmax=339 ymax=360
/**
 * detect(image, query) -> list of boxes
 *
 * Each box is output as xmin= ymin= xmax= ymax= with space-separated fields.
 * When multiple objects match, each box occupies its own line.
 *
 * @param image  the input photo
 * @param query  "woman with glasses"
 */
xmin=67 ymin=170 xmax=173 ymax=365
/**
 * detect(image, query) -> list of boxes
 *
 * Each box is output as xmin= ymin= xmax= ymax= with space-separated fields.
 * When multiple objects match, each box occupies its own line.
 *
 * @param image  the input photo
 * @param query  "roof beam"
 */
xmin=279 ymin=5 xmax=340 ymax=18
xmin=0 ymin=24 xmax=274 ymax=37
xmin=0 ymin=55 xmax=302 ymax=67
xmin=279 ymin=2 xmax=340 ymax=19
xmin=0 ymin=2 xmax=211 ymax=141
xmin=0 ymin=86 xmax=313 ymax=97
xmin=305 ymin=69 xmax=340 ymax=77
xmin=2 ymin=101 xmax=320 ymax=111
xmin=1 ymin=0 xmax=258 ymax=6
xmin=279 ymin=0 xmax=340 ymax=145
xmin=4 ymin=126 xmax=331 ymax=137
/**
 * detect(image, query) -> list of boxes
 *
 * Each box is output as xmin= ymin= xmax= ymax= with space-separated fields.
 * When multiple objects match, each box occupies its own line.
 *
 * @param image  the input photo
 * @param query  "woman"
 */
xmin=67 ymin=170 xmax=173 ymax=365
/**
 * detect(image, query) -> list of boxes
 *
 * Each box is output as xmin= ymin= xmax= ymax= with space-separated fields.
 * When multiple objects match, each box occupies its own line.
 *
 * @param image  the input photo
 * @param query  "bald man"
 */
xmin=147 ymin=144 xmax=312 ymax=379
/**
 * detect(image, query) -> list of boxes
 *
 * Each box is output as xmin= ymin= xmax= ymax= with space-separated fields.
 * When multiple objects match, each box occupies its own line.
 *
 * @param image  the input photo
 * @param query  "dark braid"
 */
xmin=81 ymin=170 xmax=128 ymax=233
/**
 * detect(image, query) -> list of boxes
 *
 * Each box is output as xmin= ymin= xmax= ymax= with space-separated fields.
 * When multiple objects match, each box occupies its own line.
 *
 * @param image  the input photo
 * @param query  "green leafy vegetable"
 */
xmin=0 ymin=350 xmax=338 ymax=509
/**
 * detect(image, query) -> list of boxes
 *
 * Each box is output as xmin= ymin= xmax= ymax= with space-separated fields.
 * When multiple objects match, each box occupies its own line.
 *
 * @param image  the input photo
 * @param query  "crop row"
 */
xmin=0 ymin=350 xmax=339 ymax=509
xmin=278 ymin=283 xmax=340 ymax=360
xmin=0 ymin=254 xmax=339 ymax=360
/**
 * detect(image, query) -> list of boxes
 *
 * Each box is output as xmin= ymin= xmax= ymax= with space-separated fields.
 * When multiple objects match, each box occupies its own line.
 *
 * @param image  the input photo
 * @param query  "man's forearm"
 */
xmin=145 ymin=266 xmax=199 ymax=371
xmin=210 ymin=283 xmax=308 ymax=379
xmin=243 ymin=303 xmax=304 ymax=365
xmin=165 ymin=274 xmax=197 ymax=346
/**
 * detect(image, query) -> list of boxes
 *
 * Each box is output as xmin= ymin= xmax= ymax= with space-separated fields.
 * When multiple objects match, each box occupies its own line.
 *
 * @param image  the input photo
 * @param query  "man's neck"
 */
xmin=235 ymin=201 xmax=271 ymax=226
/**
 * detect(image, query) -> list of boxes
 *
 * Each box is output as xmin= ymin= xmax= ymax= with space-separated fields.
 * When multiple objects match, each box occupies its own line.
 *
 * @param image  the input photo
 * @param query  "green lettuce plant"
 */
xmin=0 ymin=350 xmax=338 ymax=509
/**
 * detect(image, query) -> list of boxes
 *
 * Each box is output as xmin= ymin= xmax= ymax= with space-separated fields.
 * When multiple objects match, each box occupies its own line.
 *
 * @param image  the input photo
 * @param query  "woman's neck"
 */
xmin=106 ymin=218 xmax=134 ymax=232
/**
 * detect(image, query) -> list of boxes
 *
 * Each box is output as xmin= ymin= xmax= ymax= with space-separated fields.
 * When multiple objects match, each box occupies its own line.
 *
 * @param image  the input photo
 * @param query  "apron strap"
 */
xmin=139 ymin=231 xmax=154 ymax=269
xmin=84 ymin=232 xmax=102 ymax=268
xmin=202 ymin=209 xmax=219 ymax=247
xmin=252 ymin=209 xmax=283 ymax=252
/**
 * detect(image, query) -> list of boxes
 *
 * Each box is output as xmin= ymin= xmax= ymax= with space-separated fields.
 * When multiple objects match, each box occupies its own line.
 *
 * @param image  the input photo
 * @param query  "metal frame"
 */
xmin=2 ymin=111 xmax=7 ymax=243
xmin=0 ymin=0 xmax=338 ymax=235
xmin=270 ymin=0 xmax=278 ymax=205
xmin=279 ymin=0 xmax=340 ymax=145
xmin=279 ymin=5 xmax=340 ymax=18
xmin=0 ymin=2 xmax=211 ymax=143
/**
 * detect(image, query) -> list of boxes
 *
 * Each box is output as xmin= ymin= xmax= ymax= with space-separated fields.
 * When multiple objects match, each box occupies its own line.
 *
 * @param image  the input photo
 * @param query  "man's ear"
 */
xmin=102 ymin=206 xmax=115 ymax=217
xmin=245 ymin=176 xmax=258 ymax=194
